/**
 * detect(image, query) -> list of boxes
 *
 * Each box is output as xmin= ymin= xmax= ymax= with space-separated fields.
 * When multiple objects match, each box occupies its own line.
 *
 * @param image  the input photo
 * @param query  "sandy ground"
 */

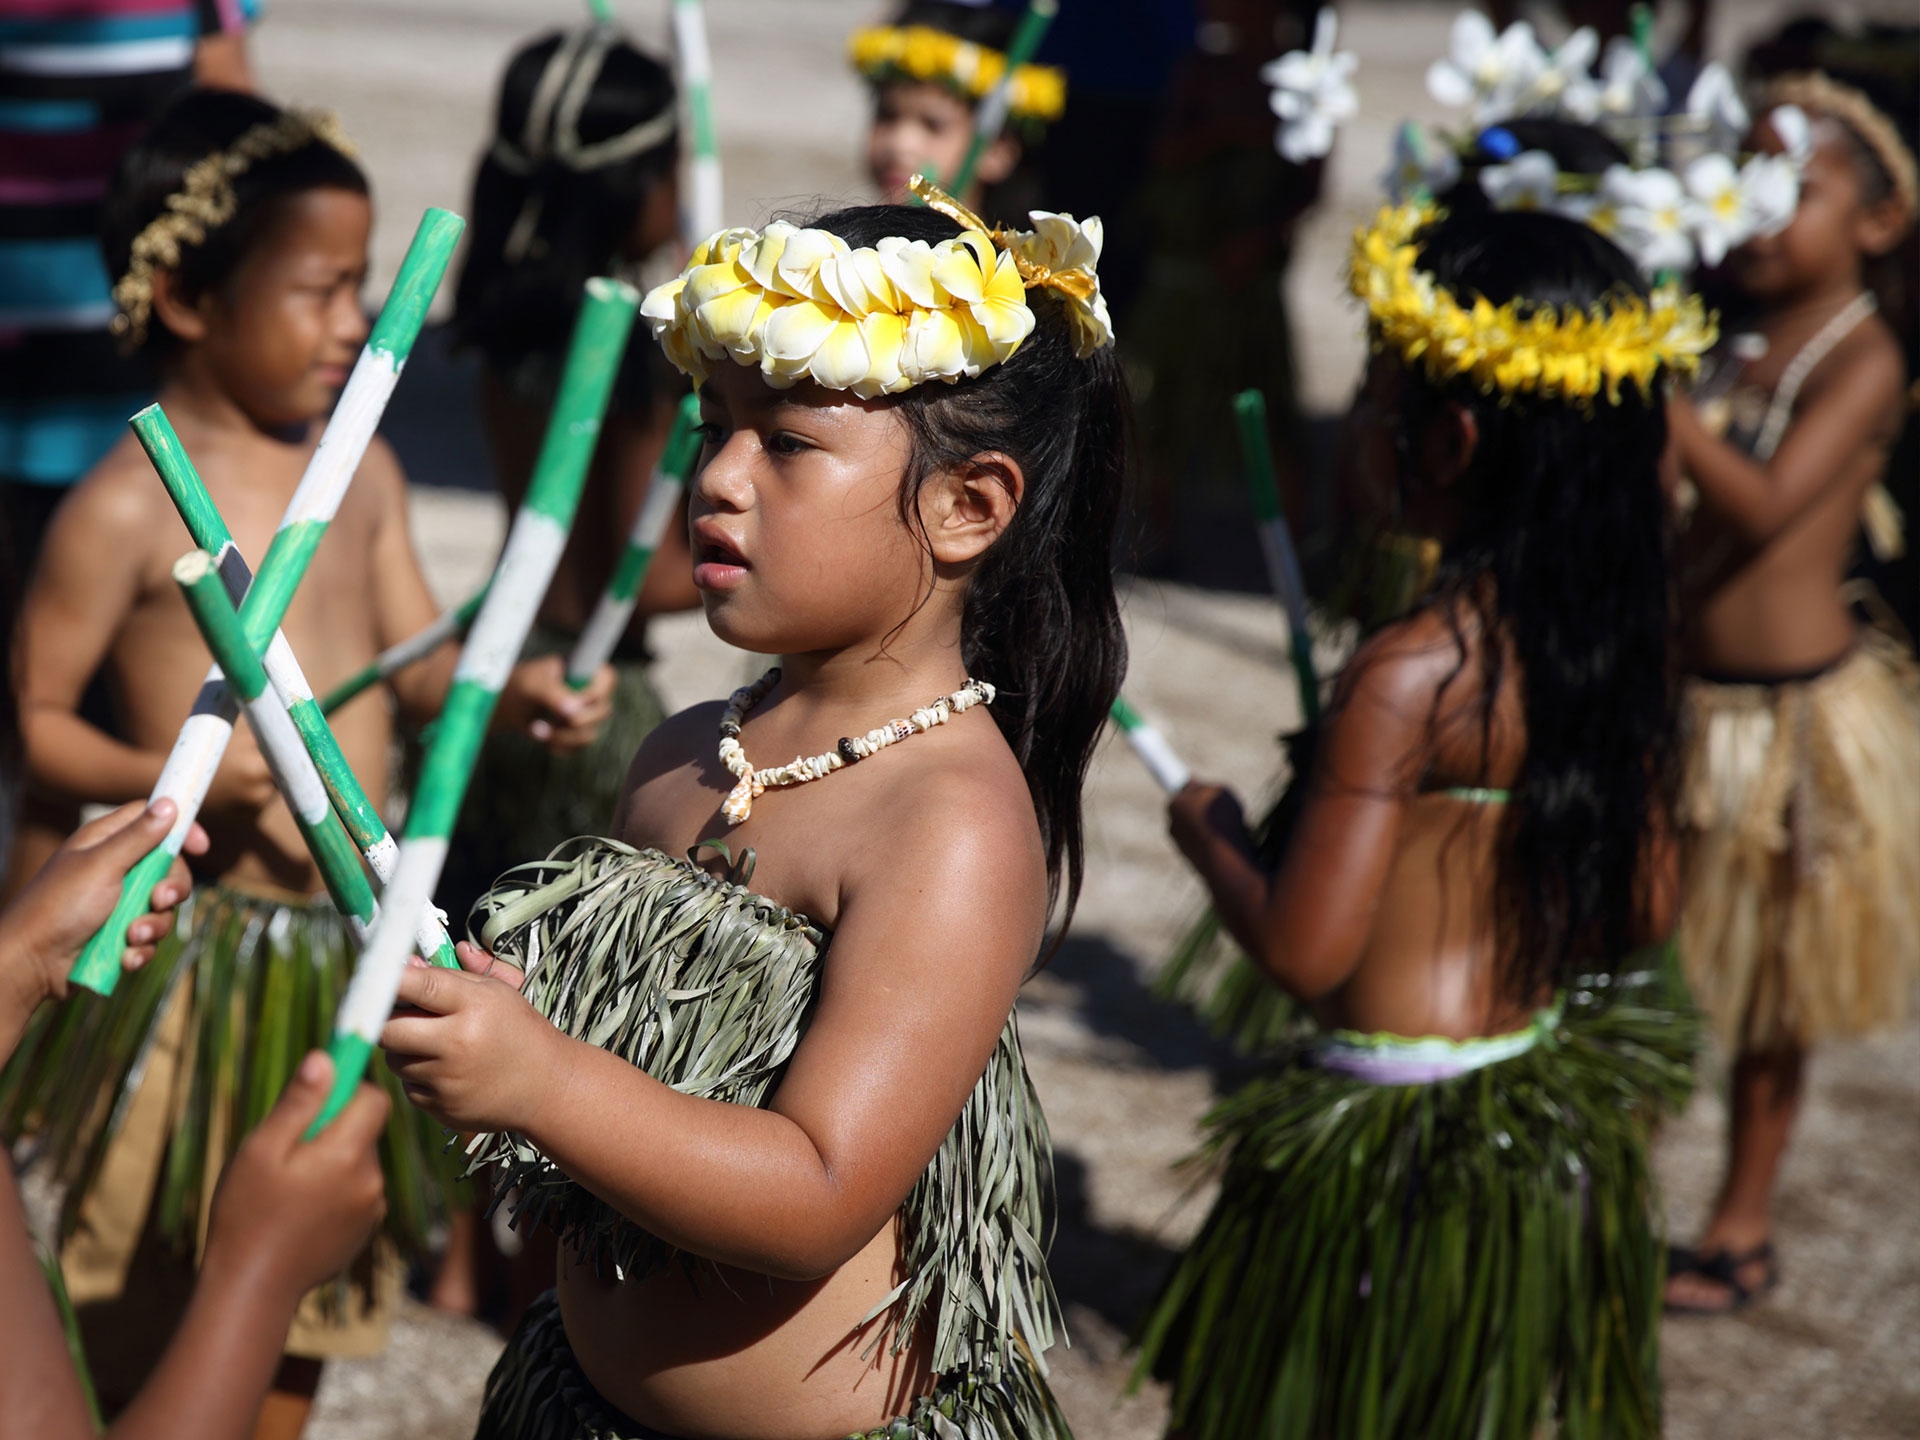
xmin=237 ymin=3 xmax=1920 ymax=1435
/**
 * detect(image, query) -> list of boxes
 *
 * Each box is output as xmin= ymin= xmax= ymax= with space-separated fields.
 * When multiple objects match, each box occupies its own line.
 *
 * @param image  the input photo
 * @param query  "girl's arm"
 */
xmin=1671 ymin=328 xmax=1903 ymax=546
xmin=1170 ymin=627 xmax=1436 ymax=1001
xmin=382 ymin=767 xmax=1045 ymax=1280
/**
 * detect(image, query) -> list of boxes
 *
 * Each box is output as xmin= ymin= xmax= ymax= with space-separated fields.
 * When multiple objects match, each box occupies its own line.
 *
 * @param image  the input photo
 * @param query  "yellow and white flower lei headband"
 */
xmin=1349 ymin=198 xmax=1716 ymax=405
xmin=112 ymin=108 xmax=356 ymax=346
xmin=850 ymin=24 xmax=1066 ymax=127
xmin=640 ymin=176 xmax=1112 ymax=399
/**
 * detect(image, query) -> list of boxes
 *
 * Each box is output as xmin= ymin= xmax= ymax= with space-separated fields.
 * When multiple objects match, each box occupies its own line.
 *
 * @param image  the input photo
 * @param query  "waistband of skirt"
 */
xmin=1310 ymin=995 xmax=1564 ymax=1085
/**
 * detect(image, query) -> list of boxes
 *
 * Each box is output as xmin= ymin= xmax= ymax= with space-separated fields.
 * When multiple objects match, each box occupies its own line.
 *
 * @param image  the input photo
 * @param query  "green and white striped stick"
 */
xmin=564 ymin=392 xmax=701 ymax=688
xmin=672 ymin=0 xmax=723 ymax=244
xmin=172 ymin=551 xmax=380 ymax=942
xmin=1231 ymin=388 xmax=1320 ymax=725
xmin=69 ymin=208 xmax=464 ymax=995
xmin=132 ymin=407 xmax=458 ymax=967
xmin=1110 ymin=696 xmax=1191 ymax=793
xmin=315 ymin=277 xmax=640 ymax=1131
xmin=946 ymin=0 xmax=1057 ymax=196
xmin=319 ymin=586 xmax=487 ymax=716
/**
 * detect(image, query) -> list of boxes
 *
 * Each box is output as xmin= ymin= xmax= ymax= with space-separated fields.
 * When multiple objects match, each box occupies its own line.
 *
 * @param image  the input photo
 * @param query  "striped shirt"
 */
xmin=0 ymin=0 xmax=256 ymax=488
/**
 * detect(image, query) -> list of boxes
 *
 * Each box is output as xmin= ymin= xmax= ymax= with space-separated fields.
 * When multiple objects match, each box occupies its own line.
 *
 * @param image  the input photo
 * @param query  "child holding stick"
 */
xmin=3 ymin=89 xmax=611 ymax=1436
xmin=1663 ymin=75 xmax=1920 ymax=1314
xmin=378 ymin=179 xmax=1123 ymax=1438
xmin=0 ymin=800 xmax=391 ymax=1440
xmin=1135 ymin=204 xmax=1704 ymax=1439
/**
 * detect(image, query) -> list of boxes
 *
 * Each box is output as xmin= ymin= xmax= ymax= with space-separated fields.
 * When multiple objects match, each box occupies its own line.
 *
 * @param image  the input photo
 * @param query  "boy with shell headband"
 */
xmin=1136 ymin=197 xmax=1705 ymax=1439
xmin=376 ymin=176 xmax=1119 ymax=1439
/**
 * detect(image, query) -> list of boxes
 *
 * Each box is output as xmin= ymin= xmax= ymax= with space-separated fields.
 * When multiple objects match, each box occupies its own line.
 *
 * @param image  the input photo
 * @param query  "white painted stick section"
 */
xmin=1123 ymin=719 xmax=1192 ymax=794
xmin=368 ymin=603 xmax=470 ymax=678
xmin=334 ymin=837 xmax=448 ymax=1043
xmin=245 ymin=686 xmax=332 ymax=827
xmin=455 ymin=511 xmax=570 ymax=689
xmin=276 ymin=348 xmax=402 ymax=532
xmin=155 ymin=698 xmax=236 ymax=852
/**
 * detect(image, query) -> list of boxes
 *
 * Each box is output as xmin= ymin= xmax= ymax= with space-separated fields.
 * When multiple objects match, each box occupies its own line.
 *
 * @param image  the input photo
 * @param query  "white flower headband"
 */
xmin=640 ymin=176 xmax=1112 ymax=399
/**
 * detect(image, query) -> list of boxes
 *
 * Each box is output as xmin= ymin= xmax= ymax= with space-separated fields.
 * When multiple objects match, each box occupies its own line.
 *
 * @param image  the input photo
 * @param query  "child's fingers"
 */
xmin=257 ymin=1050 xmax=336 ymax=1149
xmin=379 ymin=1015 xmax=444 ymax=1056
xmin=391 ymin=962 xmax=467 ymax=1016
xmin=320 ymin=1081 xmax=392 ymax=1154
xmin=455 ymin=941 xmax=524 ymax=990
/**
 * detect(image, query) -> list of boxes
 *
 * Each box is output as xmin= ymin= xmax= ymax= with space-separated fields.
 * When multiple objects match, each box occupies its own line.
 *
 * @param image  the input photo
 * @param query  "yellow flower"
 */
xmin=846 ymin=24 xmax=1067 ymax=126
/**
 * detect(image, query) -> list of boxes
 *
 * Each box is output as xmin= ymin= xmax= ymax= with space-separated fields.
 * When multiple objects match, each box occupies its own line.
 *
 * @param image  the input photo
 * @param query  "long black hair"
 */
xmin=453 ymin=27 xmax=678 ymax=386
xmin=801 ymin=203 xmax=1128 ymax=934
xmin=1390 ymin=208 xmax=1677 ymax=999
xmin=101 ymin=88 xmax=369 ymax=354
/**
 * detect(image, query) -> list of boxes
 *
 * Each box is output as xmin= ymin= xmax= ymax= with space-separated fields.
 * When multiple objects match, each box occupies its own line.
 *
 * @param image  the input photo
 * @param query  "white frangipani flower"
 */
xmin=1594 ymin=35 xmax=1667 ymax=118
xmin=1262 ymin=8 xmax=1359 ymax=163
xmin=1426 ymin=11 xmax=1550 ymax=124
xmin=1687 ymin=62 xmax=1750 ymax=157
xmin=1769 ymin=104 xmax=1813 ymax=169
xmin=1682 ymin=151 xmax=1798 ymax=266
xmin=1382 ymin=120 xmax=1461 ymax=202
xmin=1582 ymin=163 xmax=1695 ymax=274
xmin=1479 ymin=148 xmax=1561 ymax=211
xmin=1527 ymin=26 xmax=1601 ymax=121
xmin=1737 ymin=151 xmax=1802 ymax=237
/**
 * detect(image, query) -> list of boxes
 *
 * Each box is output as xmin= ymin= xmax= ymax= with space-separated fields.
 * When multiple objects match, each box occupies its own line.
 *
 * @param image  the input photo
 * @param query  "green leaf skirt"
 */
xmin=1133 ymin=957 xmax=1699 ymax=1440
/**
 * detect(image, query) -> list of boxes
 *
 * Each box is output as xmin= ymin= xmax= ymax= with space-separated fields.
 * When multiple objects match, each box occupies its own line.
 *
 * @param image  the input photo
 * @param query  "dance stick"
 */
xmin=131 ymin=408 xmax=458 ymax=967
xmin=673 ymin=0 xmax=723 ymax=244
xmin=1110 ymin=696 xmax=1191 ymax=794
xmin=172 ymin=552 xmax=379 ymax=942
xmin=314 ymin=278 xmax=639 ymax=1131
xmin=318 ymin=587 xmax=487 ymax=716
xmin=70 ymin=208 xmax=463 ymax=994
xmin=1231 ymin=389 xmax=1320 ymax=725
xmin=946 ymin=0 xmax=1058 ymax=196
xmin=564 ymin=392 xmax=702 ymax=688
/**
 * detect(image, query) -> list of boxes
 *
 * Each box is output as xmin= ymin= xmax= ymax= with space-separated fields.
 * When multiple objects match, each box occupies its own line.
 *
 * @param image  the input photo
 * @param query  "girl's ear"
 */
xmin=921 ymin=452 xmax=1024 ymax=566
xmin=1855 ymin=192 xmax=1909 ymax=258
xmin=149 ymin=268 xmax=210 ymax=345
xmin=974 ymin=131 xmax=1022 ymax=187
xmin=1420 ymin=402 xmax=1479 ymax=489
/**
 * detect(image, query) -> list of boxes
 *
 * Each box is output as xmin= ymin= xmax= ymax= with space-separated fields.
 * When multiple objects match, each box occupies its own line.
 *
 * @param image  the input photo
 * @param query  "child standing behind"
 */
xmin=4 ymin=88 xmax=611 ymax=1438
xmin=1664 ymin=75 xmax=1920 ymax=1314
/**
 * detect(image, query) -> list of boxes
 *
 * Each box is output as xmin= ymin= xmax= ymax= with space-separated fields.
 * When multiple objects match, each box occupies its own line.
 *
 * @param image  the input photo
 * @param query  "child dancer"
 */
xmin=1135 ymin=204 xmax=1706 ymax=1439
xmin=852 ymin=1 xmax=1065 ymax=208
xmin=0 ymin=800 xmax=391 ymax=1440
xmin=379 ymin=180 xmax=1123 ymax=1438
xmin=1663 ymin=74 xmax=1920 ymax=1314
xmin=2 ymin=88 xmax=611 ymax=1436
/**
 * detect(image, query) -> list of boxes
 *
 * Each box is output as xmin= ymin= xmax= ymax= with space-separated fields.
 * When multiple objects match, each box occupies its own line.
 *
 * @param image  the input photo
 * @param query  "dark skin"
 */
xmin=0 ymin=801 xmax=391 ymax=1440
xmin=1172 ymin=355 xmax=1674 ymax=1039
xmin=1665 ymin=114 xmax=1911 ymax=1314
xmin=383 ymin=364 xmax=1049 ymax=1438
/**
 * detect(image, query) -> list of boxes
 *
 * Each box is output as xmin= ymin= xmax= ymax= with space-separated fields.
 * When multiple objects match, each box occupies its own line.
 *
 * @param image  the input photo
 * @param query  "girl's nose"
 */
xmin=693 ymin=431 xmax=752 ymax=511
xmin=338 ymin=291 xmax=371 ymax=347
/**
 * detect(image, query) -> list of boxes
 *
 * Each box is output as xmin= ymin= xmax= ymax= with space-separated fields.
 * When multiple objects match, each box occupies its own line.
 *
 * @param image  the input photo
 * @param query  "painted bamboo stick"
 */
xmin=319 ymin=587 xmax=487 ymax=717
xmin=672 ymin=0 xmax=723 ymax=244
xmin=131 ymin=406 xmax=458 ymax=967
xmin=315 ymin=277 xmax=639 ymax=1131
xmin=173 ymin=551 xmax=379 ymax=942
xmin=70 ymin=209 xmax=464 ymax=994
xmin=946 ymin=0 xmax=1058 ymax=196
xmin=1231 ymin=388 xmax=1320 ymax=726
xmin=1110 ymin=696 xmax=1191 ymax=794
xmin=564 ymin=392 xmax=702 ymax=688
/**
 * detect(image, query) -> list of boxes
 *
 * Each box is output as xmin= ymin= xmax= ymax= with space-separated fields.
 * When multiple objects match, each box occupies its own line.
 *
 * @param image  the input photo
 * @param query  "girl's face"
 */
xmin=1732 ymin=117 xmax=1882 ymax=300
xmin=191 ymin=187 xmax=371 ymax=429
xmin=689 ymin=363 xmax=929 ymax=656
xmin=866 ymin=79 xmax=1015 ymax=203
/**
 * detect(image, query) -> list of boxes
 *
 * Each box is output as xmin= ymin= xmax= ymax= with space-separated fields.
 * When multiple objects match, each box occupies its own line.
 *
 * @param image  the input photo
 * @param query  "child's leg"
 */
xmin=254 ymin=1357 xmax=323 ymax=1440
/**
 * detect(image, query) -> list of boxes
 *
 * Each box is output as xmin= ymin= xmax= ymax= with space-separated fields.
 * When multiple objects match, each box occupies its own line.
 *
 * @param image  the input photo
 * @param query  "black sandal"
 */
xmin=1665 ymin=1240 xmax=1780 ymax=1314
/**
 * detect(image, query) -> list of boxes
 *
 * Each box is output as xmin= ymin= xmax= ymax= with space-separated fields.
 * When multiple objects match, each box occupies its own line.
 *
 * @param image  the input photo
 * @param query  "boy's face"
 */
xmin=194 ymin=187 xmax=372 ymax=429
xmin=1731 ymin=116 xmax=1884 ymax=301
xmin=867 ymin=79 xmax=999 ymax=203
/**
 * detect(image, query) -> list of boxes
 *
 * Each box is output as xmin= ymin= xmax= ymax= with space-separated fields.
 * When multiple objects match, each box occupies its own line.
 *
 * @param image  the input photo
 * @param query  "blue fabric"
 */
xmin=0 ymin=99 xmax=102 ymax=133
xmin=0 ymin=11 xmax=198 ymax=47
xmin=0 ymin=238 xmax=113 ymax=313
xmin=0 ymin=394 xmax=147 ymax=485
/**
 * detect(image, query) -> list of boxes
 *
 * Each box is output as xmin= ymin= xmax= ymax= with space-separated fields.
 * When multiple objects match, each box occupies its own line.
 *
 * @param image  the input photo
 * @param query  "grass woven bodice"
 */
xmin=465 ymin=838 xmax=1061 ymax=1382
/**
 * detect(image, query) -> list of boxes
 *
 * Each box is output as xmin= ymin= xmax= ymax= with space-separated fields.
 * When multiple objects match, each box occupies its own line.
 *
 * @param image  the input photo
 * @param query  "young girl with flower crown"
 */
xmin=377 ymin=179 xmax=1121 ymax=1439
xmin=1134 ymin=203 xmax=1705 ymax=1440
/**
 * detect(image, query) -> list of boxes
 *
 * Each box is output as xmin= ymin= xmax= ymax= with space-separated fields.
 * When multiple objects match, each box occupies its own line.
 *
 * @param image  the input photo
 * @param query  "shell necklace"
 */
xmin=717 ymin=666 xmax=995 ymax=825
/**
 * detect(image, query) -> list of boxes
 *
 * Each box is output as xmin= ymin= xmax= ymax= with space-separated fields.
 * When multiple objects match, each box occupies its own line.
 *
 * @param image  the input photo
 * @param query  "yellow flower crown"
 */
xmin=1349 ymin=199 xmax=1716 ymax=405
xmin=640 ymin=176 xmax=1112 ymax=399
xmin=112 ymin=109 xmax=356 ymax=347
xmin=850 ymin=24 xmax=1066 ymax=126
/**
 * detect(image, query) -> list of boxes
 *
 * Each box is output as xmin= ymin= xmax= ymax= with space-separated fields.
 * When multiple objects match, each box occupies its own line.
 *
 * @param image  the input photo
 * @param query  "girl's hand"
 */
xmin=1169 ymin=780 xmax=1250 ymax=871
xmin=378 ymin=943 xmax=558 ymax=1134
xmin=496 ymin=656 xmax=616 ymax=754
xmin=3 ymin=800 xmax=208 ymax=1010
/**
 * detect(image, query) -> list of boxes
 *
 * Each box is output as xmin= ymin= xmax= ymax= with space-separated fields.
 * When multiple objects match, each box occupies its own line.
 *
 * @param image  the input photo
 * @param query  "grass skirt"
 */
xmin=474 ymin=1289 xmax=1072 ymax=1440
xmin=1133 ymin=959 xmax=1698 ymax=1440
xmin=1678 ymin=629 xmax=1920 ymax=1050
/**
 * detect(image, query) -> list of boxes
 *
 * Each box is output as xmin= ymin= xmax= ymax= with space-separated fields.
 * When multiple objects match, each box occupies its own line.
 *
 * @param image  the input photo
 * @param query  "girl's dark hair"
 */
xmin=101 ymin=88 xmax=369 ymax=354
xmin=891 ymin=1 xmax=1017 ymax=53
xmin=802 ymin=203 xmax=1128 ymax=934
xmin=453 ymin=29 xmax=677 ymax=386
xmin=1390 ymin=208 xmax=1676 ymax=999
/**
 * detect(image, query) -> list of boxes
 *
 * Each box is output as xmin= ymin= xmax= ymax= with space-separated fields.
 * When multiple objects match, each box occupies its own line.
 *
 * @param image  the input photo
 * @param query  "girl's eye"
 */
xmin=766 ymin=431 xmax=808 ymax=456
xmin=693 ymin=422 xmax=724 ymax=445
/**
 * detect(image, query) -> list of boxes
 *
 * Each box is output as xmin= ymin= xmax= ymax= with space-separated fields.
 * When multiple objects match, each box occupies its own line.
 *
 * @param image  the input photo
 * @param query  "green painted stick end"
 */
xmin=1110 ymin=696 xmax=1142 ymax=730
xmin=70 ymin=847 xmax=174 ymax=995
xmin=366 ymin=209 xmax=466 ymax=363
xmin=431 ymin=938 xmax=461 ymax=970
xmin=308 ymin=1032 xmax=376 ymax=1137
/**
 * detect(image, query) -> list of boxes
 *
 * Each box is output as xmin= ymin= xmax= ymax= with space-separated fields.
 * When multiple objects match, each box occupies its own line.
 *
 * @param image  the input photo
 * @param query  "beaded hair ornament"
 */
xmin=1350 ymin=197 xmax=1716 ymax=405
xmin=111 ymin=108 xmax=356 ymax=347
xmin=640 ymin=174 xmax=1112 ymax=399
xmin=849 ymin=24 xmax=1066 ymax=128
xmin=1763 ymin=71 xmax=1918 ymax=232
